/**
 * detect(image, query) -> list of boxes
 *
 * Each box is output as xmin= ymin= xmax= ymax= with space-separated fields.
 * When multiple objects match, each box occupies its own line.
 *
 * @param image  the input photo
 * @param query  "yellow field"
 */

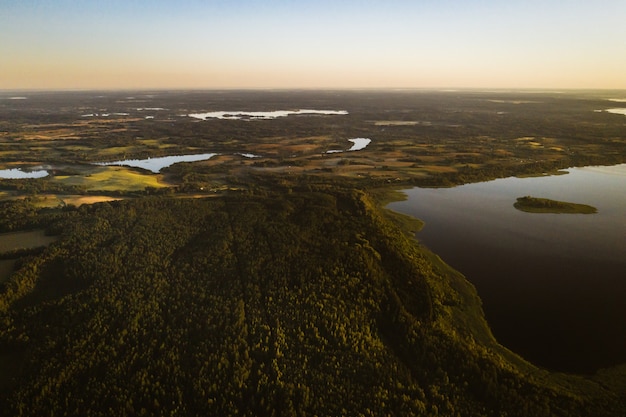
xmin=61 ymin=145 xmax=92 ymax=152
xmin=60 ymin=195 xmax=124 ymax=206
xmin=416 ymin=165 xmax=459 ymax=174
xmin=24 ymin=194 xmax=124 ymax=207
xmin=96 ymin=146 xmax=136 ymax=156
xmin=52 ymin=166 xmax=168 ymax=192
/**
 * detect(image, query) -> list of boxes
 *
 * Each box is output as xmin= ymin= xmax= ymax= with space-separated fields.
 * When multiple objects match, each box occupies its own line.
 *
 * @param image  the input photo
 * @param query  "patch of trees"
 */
xmin=0 ymin=178 xmax=87 ymax=195
xmin=0 ymin=198 xmax=74 ymax=233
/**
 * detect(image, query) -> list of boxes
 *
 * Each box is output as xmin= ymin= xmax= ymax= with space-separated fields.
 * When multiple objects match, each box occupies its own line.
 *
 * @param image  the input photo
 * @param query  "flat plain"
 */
xmin=1 ymin=90 xmax=625 ymax=200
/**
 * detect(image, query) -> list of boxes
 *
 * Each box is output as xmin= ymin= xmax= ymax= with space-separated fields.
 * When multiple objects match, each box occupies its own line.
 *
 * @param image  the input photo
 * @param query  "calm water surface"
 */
xmin=95 ymin=153 xmax=217 ymax=173
xmin=388 ymin=164 xmax=626 ymax=373
xmin=0 ymin=168 xmax=49 ymax=179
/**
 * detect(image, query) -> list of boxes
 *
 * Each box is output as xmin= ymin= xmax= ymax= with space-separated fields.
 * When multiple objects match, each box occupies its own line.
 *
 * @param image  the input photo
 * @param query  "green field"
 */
xmin=0 ymin=230 xmax=57 ymax=253
xmin=52 ymin=166 xmax=167 ymax=192
xmin=0 ymin=259 xmax=16 ymax=283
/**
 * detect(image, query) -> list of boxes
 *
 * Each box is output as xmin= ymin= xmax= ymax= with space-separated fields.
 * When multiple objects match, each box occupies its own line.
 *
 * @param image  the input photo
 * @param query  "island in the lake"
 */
xmin=514 ymin=196 xmax=598 ymax=214
xmin=1 ymin=90 xmax=625 ymax=417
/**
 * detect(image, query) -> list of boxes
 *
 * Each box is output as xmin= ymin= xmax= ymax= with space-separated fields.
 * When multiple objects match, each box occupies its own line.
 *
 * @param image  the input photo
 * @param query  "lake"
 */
xmin=388 ymin=164 xmax=626 ymax=373
xmin=188 ymin=109 xmax=348 ymax=120
xmin=0 ymin=229 xmax=58 ymax=253
xmin=95 ymin=153 xmax=218 ymax=173
xmin=97 ymin=139 xmax=371 ymax=172
xmin=326 ymin=138 xmax=372 ymax=154
xmin=0 ymin=168 xmax=49 ymax=179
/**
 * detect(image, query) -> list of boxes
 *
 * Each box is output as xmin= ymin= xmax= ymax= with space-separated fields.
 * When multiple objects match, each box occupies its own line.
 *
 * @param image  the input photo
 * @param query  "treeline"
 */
xmin=0 ymin=198 xmax=76 ymax=233
xmin=409 ymin=151 xmax=626 ymax=188
xmin=0 ymin=190 xmax=623 ymax=416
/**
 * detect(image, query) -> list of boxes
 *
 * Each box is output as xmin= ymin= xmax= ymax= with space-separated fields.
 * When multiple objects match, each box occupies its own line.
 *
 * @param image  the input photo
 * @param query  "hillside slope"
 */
xmin=0 ymin=189 xmax=623 ymax=416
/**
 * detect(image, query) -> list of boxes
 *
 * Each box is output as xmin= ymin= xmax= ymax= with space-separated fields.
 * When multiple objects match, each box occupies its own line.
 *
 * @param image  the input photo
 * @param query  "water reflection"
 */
xmin=388 ymin=164 xmax=626 ymax=372
xmin=326 ymin=138 xmax=372 ymax=153
xmin=188 ymin=109 xmax=348 ymax=121
xmin=95 ymin=153 xmax=218 ymax=173
xmin=0 ymin=168 xmax=49 ymax=179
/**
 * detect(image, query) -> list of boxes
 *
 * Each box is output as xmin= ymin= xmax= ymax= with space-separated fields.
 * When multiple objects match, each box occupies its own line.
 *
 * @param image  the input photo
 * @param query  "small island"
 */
xmin=514 ymin=196 xmax=597 ymax=214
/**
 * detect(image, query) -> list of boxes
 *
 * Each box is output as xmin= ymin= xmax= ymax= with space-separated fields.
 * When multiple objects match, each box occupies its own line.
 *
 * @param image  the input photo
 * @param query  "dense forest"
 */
xmin=0 ymin=188 xmax=623 ymax=416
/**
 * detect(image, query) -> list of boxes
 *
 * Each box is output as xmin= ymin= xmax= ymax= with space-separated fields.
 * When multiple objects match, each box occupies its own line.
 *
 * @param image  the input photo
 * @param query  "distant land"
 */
xmin=0 ymin=90 xmax=624 ymax=416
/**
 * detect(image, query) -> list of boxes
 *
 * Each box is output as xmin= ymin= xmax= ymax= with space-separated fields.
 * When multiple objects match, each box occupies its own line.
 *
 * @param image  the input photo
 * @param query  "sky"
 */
xmin=1 ymin=0 xmax=626 ymax=90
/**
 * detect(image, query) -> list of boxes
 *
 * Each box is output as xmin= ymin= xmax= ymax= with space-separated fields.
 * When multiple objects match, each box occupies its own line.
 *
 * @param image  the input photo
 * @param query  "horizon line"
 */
xmin=3 ymin=86 xmax=626 ymax=93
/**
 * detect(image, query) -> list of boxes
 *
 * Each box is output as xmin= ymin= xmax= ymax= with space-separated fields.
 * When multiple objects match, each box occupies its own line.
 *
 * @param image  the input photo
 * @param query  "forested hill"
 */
xmin=0 ymin=189 xmax=623 ymax=416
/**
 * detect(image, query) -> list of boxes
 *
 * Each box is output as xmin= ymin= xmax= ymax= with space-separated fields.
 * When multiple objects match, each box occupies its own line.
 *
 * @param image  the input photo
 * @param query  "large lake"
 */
xmin=0 ymin=168 xmax=49 ymax=179
xmin=388 ymin=164 xmax=626 ymax=373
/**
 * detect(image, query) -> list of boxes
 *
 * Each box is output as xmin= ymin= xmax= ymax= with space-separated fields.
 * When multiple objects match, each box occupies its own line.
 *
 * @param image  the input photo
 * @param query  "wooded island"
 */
xmin=514 ymin=196 xmax=598 ymax=214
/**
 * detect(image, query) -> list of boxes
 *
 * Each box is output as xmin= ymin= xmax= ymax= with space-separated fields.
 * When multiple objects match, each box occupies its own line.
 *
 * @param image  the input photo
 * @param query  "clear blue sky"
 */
xmin=2 ymin=0 xmax=625 ymax=89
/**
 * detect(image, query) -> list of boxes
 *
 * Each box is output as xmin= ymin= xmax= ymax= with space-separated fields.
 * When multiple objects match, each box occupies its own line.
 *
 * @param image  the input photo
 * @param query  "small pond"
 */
xmin=188 ymin=109 xmax=348 ymax=121
xmin=326 ymin=138 xmax=372 ymax=153
xmin=388 ymin=164 xmax=626 ymax=373
xmin=0 ymin=168 xmax=49 ymax=179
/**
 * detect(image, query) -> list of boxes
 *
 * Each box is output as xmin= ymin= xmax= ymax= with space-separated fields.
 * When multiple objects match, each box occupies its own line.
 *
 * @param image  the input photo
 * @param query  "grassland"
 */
xmin=0 ymin=230 xmax=58 ymax=282
xmin=0 ymin=230 xmax=57 ymax=253
xmin=51 ymin=166 xmax=167 ymax=192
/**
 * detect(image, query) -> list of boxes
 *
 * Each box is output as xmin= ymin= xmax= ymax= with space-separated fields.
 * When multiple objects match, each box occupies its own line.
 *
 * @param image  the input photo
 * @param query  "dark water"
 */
xmin=388 ymin=164 xmax=626 ymax=373
xmin=95 ymin=153 xmax=218 ymax=173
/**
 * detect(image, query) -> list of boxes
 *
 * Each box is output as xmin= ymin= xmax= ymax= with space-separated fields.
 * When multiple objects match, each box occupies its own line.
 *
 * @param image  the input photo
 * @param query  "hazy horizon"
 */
xmin=3 ymin=87 xmax=626 ymax=94
xmin=2 ymin=1 xmax=626 ymax=90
